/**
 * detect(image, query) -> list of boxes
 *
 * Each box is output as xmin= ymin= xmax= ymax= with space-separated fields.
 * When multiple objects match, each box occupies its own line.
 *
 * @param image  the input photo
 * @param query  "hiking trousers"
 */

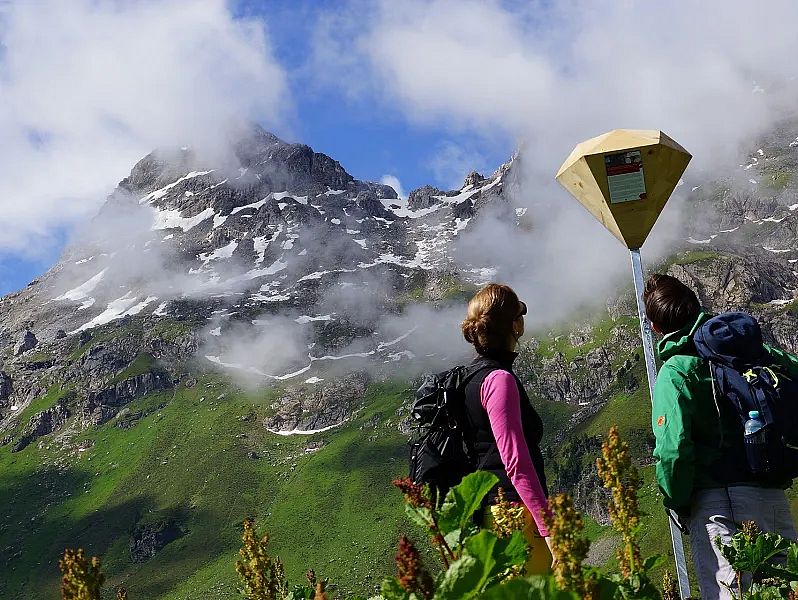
xmin=686 ymin=486 xmax=796 ymax=600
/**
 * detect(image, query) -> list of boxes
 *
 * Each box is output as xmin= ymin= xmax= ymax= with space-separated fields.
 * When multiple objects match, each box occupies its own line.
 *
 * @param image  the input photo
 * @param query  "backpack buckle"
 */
xmin=743 ymin=369 xmax=758 ymax=384
xmin=745 ymin=367 xmax=780 ymax=388
xmin=438 ymin=389 xmax=448 ymax=409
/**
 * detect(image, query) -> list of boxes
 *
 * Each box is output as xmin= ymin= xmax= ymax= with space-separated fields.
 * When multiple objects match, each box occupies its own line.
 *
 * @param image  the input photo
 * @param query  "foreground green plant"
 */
xmin=385 ymin=473 xmax=529 ymax=599
xmin=716 ymin=520 xmax=798 ymax=598
xmin=385 ymin=427 xmax=694 ymax=599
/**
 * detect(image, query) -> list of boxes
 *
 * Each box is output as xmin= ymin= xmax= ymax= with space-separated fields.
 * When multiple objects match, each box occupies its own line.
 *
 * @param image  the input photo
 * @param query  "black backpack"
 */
xmin=693 ymin=312 xmax=798 ymax=482
xmin=408 ymin=363 xmax=494 ymax=505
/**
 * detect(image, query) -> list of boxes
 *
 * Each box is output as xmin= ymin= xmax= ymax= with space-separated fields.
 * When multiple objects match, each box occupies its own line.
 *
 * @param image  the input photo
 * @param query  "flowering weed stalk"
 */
xmin=490 ymin=487 xmax=526 ymax=540
xmin=393 ymin=477 xmax=456 ymax=567
xmin=235 ymin=518 xmax=286 ymax=600
xmin=596 ymin=425 xmax=643 ymax=580
xmin=59 ymin=548 xmax=105 ymax=600
xmin=544 ymin=493 xmax=594 ymax=598
xmin=395 ymin=535 xmax=435 ymax=600
xmin=661 ymin=571 xmax=679 ymax=600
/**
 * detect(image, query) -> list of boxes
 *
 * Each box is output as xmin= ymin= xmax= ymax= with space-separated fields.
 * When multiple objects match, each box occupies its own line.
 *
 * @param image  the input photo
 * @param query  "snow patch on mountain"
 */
xmin=72 ymin=292 xmax=138 ymax=333
xmin=152 ymin=207 xmax=215 ymax=232
xmin=295 ymin=314 xmax=334 ymax=324
xmin=200 ymin=241 xmax=238 ymax=262
xmin=265 ymin=422 xmax=344 ymax=436
xmin=125 ymin=296 xmax=158 ymax=316
xmin=140 ymin=170 xmax=213 ymax=204
xmin=241 ymin=258 xmax=288 ymax=280
xmin=688 ymin=236 xmax=716 ymax=244
xmin=55 ymin=268 xmax=107 ymax=301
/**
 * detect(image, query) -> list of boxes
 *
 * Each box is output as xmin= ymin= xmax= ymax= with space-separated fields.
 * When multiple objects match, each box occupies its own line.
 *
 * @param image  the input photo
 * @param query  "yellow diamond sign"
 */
xmin=555 ymin=129 xmax=692 ymax=249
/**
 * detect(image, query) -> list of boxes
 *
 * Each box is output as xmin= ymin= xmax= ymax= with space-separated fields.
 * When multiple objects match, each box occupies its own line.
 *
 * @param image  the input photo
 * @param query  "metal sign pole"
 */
xmin=629 ymin=249 xmax=659 ymax=397
xmin=630 ymin=248 xmax=691 ymax=599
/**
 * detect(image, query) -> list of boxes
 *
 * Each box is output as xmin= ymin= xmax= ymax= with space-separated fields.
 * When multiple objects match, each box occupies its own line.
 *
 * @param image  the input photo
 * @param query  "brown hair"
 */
xmin=461 ymin=283 xmax=523 ymax=356
xmin=643 ymin=274 xmax=700 ymax=334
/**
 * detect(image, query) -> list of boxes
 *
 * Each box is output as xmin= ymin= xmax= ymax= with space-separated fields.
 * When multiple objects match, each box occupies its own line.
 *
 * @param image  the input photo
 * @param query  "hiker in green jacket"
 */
xmin=644 ymin=274 xmax=797 ymax=600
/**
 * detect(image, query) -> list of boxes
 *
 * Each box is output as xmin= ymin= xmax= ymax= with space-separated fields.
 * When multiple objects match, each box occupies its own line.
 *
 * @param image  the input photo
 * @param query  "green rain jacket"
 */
xmin=652 ymin=311 xmax=798 ymax=515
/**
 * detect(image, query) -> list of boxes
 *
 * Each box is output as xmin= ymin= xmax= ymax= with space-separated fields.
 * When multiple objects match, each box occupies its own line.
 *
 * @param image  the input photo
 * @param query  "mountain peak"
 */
xmin=5 ymin=131 xmax=512 ymax=353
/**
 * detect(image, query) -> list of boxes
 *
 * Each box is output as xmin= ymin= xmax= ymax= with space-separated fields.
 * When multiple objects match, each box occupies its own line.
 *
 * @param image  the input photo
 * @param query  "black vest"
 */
xmin=463 ymin=351 xmax=548 ymax=505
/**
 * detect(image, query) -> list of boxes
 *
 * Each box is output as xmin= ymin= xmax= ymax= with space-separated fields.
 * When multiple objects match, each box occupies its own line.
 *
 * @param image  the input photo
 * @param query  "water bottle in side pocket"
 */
xmin=744 ymin=410 xmax=769 ymax=474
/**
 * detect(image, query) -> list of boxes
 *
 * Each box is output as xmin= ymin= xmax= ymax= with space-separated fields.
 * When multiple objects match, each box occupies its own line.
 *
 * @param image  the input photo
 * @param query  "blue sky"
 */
xmin=0 ymin=0 xmax=513 ymax=295
xmin=238 ymin=0 xmax=513 ymax=191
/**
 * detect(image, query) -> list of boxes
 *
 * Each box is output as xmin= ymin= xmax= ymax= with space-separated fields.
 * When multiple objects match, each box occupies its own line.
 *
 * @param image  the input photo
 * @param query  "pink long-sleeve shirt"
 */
xmin=480 ymin=369 xmax=549 ymax=537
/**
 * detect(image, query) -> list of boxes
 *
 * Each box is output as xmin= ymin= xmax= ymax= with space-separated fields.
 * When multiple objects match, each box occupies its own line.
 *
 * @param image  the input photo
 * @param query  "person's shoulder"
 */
xmin=764 ymin=344 xmax=798 ymax=362
xmin=656 ymin=357 xmax=705 ymax=397
xmin=483 ymin=369 xmax=514 ymax=385
xmin=661 ymin=353 xmax=705 ymax=378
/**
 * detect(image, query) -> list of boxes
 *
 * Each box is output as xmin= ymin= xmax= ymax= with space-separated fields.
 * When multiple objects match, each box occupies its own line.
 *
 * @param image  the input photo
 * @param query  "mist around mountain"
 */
xmin=2 ymin=123 xmax=798 ymax=598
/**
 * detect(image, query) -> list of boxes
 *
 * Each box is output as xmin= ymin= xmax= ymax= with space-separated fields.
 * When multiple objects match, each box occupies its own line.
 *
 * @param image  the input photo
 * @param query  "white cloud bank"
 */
xmin=313 ymin=0 xmax=798 ymax=324
xmin=328 ymin=0 xmax=798 ymax=170
xmin=0 ymin=0 xmax=289 ymax=256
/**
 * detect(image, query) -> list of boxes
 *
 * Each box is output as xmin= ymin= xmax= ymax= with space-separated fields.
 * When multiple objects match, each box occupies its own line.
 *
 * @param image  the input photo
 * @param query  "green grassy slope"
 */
xmin=4 ymin=341 xmax=796 ymax=598
xmin=0 ymin=378 xmax=410 ymax=599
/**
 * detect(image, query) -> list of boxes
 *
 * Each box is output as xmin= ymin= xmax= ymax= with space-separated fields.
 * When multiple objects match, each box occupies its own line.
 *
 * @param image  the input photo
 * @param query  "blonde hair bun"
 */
xmin=460 ymin=283 xmax=522 ymax=356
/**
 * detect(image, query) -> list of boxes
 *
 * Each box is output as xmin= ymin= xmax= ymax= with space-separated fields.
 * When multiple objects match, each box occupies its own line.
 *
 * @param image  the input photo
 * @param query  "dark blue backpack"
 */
xmin=408 ymin=363 xmax=494 ymax=506
xmin=693 ymin=312 xmax=798 ymax=482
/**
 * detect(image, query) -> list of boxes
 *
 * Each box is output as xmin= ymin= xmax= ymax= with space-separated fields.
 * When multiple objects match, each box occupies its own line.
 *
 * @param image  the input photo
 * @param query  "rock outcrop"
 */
xmin=669 ymin=254 xmax=797 ymax=311
xmin=13 ymin=330 xmax=38 ymax=356
xmin=407 ymin=185 xmax=444 ymax=210
xmin=264 ymin=372 xmax=370 ymax=432
xmin=0 ymin=372 xmax=12 ymax=408
xmin=518 ymin=321 xmax=639 ymax=406
xmin=130 ymin=520 xmax=183 ymax=563
xmin=12 ymin=395 xmax=72 ymax=452
xmin=463 ymin=171 xmax=485 ymax=188
xmin=83 ymin=371 xmax=173 ymax=426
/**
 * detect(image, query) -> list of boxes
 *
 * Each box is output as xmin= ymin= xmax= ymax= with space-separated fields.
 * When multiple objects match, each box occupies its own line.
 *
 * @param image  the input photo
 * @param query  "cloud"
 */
xmin=337 ymin=0 xmax=798 ymax=167
xmin=311 ymin=0 xmax=798 ymax=322
xmin=428 ymin=141 xmax=488 ymax=190
xmin=202 ymin=315 xmax=312 ymax=389
xmin=380 ymin=174 xmax=406 ymax=200
xmin=0 ymin=0 xmax=289 ymax=257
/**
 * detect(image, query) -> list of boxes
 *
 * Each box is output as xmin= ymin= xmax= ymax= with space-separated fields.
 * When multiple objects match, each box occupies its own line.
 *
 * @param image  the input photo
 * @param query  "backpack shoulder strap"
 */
xmin=451 ymin=360 xmax=501 ymax=465
xmin=461 ymin=360 xmax=500 ymax=385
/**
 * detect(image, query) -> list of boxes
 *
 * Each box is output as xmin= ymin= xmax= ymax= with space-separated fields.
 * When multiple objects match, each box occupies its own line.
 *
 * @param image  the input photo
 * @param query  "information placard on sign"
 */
xmin=605 ymin=150 xmax=646 ymax=204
